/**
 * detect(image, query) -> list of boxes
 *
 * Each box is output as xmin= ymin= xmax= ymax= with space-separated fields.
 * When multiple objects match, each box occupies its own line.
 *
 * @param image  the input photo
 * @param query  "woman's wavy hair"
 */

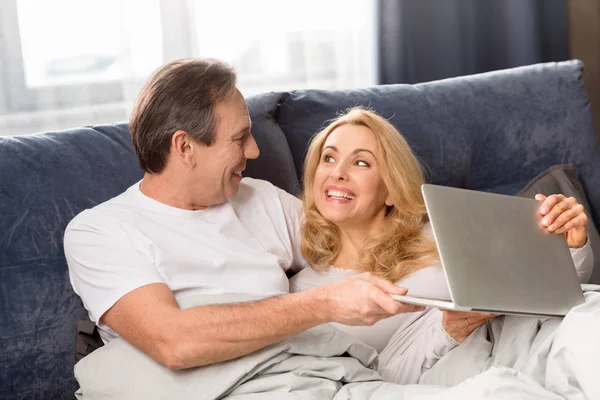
xmin=300 ymin=107 xmax=438 ymax=282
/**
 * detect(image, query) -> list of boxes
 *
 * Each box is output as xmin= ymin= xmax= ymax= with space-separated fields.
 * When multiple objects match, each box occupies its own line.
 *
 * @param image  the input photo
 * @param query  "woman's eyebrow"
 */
xmin=351 ymin=148 xmax=375 ymax=157
xmin=323 ymin=146 xmax=374 ymax=157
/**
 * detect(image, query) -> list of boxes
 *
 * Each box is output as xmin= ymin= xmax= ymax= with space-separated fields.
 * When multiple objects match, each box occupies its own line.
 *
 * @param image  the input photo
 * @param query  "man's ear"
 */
xmin=171 ymin=130 xmax=196 ymax=167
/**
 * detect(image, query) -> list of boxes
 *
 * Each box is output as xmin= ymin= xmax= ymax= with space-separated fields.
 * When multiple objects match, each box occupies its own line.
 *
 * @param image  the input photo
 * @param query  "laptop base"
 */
xmin=390 ymin=294 xmax=566 ymax=318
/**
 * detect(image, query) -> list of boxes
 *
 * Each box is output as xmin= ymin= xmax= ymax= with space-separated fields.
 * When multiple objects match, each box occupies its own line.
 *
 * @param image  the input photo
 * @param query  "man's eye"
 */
xmin=324 ymin=155 xmax=335 ymax=163
xmin=356 ymin=160 xmax=369 ymax=167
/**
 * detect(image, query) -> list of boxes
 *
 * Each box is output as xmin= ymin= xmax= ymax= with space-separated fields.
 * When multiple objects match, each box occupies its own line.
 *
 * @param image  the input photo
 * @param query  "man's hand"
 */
xmin=535 ymin=194 xmax=588 ymax=248
xmin=319 ymin=272 xmax=425 ymax=326
xmin=442 ymin=310 xmax=497 ymax=343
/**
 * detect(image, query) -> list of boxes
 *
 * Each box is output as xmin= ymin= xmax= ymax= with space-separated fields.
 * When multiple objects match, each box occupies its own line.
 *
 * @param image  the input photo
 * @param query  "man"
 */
xmin=64 ymin=58 xmax=420 ymax=370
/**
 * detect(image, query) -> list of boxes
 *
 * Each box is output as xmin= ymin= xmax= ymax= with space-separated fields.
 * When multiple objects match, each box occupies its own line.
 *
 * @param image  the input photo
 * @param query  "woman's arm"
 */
xmin=570 ymin=238 xmax=593 ymax=283
xmin=377 ymin=308 xmax=457 ymax=384
xmin=535 ymin=193 xmax=593 ymax=282
xmin=375 ymin=265 xmax=457 ymax=384
xmin=378 ymin=263 xmax=493 ymax=383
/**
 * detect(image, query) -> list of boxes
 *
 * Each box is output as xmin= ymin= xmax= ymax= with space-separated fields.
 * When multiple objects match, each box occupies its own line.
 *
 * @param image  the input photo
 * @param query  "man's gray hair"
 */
xmin=129 ymin=58 xmax=237 ymax=173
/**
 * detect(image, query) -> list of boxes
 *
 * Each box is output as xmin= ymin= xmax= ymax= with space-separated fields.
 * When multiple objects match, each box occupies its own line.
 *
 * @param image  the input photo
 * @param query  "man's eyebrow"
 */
xmin=234 ymin=125 xmax=251 ymax=137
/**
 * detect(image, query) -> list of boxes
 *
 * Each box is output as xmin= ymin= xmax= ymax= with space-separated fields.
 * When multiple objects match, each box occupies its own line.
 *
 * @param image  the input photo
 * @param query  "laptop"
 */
xmin=390 ymin=184 xmax=585 ymax=317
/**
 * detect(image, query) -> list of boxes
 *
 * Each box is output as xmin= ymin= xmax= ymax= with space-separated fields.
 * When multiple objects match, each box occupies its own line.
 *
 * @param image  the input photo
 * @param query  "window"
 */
xmin=0 ymin=0 xmax=376 ymax=135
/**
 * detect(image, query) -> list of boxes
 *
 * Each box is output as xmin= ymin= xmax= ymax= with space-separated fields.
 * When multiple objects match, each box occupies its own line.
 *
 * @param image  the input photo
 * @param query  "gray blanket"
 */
xmin=75 ymin=294 xmax=385 ymax=400
xmin=75 ymin=293 xmax=600 ymax=400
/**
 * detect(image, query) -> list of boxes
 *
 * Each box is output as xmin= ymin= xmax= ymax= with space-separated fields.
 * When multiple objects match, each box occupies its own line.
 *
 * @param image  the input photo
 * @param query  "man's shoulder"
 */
xmin=237 ymin=178 xmax=281 ymax=201
xmin=237 ymin=178 xmax=300 ymax=208
xmin=239 ymin=177 xmax=276 ymax=192
xmin=66 ymin=184 xmax=139 ymax=234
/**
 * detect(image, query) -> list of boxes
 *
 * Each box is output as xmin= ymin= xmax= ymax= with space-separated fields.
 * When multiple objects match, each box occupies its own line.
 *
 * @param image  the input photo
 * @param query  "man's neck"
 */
xmin=139 ymin=172 xmax=209 ymax=211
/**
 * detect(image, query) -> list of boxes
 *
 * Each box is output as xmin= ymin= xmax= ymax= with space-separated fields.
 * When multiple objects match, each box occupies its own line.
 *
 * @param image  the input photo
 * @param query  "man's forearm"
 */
xmin=165 ymin=288 xmax=331 ymax=369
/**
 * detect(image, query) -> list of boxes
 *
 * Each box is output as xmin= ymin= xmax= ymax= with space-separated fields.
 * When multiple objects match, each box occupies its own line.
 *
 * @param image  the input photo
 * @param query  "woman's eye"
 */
xmin=356 ymin=160 xmax=369 ymax=167
xmin=324 ymin=155 xmax=335 ymax=163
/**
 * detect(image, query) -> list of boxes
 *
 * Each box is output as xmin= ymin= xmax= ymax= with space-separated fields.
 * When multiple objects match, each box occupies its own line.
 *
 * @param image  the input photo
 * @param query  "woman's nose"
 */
xmin=330 ymin=164 xmax=347 ymax=181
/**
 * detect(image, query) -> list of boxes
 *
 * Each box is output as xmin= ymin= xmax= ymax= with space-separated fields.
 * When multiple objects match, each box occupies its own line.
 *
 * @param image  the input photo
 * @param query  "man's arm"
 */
xmin=102 ymin=273 xmax=422 ymax=370
xmin=66 ymin=210 xmax=422 ymax=370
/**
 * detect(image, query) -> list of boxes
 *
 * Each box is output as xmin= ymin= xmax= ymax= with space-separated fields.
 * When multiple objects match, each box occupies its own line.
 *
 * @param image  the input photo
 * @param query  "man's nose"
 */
xmin=245 ymin=134 xmax=260 ymax=160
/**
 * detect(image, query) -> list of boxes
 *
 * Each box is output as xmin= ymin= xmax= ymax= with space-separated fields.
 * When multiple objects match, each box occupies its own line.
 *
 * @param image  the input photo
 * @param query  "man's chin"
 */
xmin=225 ymin=181 xmax=241 ymax=199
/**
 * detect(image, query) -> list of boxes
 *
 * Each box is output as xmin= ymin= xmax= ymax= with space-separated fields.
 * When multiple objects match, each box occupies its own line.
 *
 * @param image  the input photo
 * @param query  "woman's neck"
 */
xmin=332 ymin=223 xmax=381 ymax=270
xmin=332 ymin=231 xmax=362 ymax=269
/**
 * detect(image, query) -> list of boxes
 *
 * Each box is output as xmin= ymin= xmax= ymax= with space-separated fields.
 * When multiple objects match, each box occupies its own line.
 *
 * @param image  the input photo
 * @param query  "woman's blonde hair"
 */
xmin=301 ymin=107 xmax=438 ymax=282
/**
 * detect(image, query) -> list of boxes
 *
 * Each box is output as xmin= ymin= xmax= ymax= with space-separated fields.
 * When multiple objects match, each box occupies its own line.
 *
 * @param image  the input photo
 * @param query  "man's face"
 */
xmin=190 ymin=90 xmax=259 ymax=207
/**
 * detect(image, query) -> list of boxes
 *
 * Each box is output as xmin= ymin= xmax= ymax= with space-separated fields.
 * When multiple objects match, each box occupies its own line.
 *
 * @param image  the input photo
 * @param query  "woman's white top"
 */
xmin=289 ymin=223 xmax=593 ymax=384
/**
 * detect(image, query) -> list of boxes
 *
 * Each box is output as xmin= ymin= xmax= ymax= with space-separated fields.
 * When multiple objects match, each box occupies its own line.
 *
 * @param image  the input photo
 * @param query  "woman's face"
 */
xmin=313 ymin=124 xmax=392 ymax=229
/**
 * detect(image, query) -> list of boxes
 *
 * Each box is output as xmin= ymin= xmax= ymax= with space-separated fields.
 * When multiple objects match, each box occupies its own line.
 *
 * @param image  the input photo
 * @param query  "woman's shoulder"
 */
xmin=289 ymin=266 xmax=358 ymax=292
xmin=395 ymin=262 xmax=451 ymax=300
xmin=420 ymin=221 xmax=434 ymax=237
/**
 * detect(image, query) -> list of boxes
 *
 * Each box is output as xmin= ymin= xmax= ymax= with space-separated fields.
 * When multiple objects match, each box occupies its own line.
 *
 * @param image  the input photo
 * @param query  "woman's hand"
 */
xmin=535 ymin=194 xmax=588 ymax=248
xmin=442 ymin=310 xmax=497 ymax=343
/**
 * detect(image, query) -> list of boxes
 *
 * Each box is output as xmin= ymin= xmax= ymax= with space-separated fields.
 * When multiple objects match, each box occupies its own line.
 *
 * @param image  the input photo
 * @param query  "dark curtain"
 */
xmin=378 ymin=0 xmax=569 ymax=84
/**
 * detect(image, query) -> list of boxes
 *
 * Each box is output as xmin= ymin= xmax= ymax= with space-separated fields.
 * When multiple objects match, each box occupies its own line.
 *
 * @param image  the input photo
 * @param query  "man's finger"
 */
xmin=373 ymin=289 xmax=424 ymax=314
xmin=370 ymin=289 xmax=402 ymax=314
xmin=366 ymin=274 xmax=408 ymax=296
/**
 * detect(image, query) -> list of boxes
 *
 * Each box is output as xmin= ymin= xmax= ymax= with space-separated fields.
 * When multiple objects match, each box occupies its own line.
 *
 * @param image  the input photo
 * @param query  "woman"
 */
xmin=289 ymin=107 xmax=593 ymax=384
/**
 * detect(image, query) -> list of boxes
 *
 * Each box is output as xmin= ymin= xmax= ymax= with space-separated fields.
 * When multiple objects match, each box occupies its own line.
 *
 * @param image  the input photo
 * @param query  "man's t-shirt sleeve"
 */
xmin=275 ymin=187 xmax=309 ymax=273
xmin=64 ymin=212 xmax=165 ymax=324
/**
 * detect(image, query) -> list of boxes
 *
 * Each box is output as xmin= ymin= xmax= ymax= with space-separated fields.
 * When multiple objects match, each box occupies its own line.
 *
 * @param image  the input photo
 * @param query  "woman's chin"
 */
xmin=319 ymin=210 xmax=352 ymax=225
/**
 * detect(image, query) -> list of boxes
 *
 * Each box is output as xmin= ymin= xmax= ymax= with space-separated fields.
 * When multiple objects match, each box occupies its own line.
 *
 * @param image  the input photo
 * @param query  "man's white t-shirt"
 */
xmin=64 ymin=178 xmax=306 ymax=343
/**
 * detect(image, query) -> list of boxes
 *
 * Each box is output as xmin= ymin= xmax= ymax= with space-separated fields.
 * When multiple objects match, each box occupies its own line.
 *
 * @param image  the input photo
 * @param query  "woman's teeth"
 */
xmin=327 ymin=190 xmax=354 ymax=200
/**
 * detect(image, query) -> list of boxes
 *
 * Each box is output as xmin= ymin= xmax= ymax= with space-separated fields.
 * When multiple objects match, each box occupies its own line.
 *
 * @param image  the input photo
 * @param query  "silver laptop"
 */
xmin=391 ymin=184 xmax=585 ymax=317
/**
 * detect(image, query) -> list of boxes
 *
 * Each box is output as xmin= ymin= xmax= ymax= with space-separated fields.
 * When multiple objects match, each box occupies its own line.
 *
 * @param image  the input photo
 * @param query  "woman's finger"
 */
xmin=443 ymin=314 xmax=494 ymax=343
xmin=443 ymin=311 xmax=494 ymax=322
xmin=547 ymin=203 xmax=584 ymax=232
xmin=555 ymin=213 xmax=588 ymax=235
xmin=541 ymin=196 xmax=574 ymax=227
xmin=539 ymin=194 xmax=564 ymax=216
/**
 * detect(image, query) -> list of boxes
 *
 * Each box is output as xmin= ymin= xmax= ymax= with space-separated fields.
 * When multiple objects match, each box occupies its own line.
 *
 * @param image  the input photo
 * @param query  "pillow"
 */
xmin=479 ymin=181 xmax=530 ymax=196
xmin=512 ymin=164 xmax=600 ymax=284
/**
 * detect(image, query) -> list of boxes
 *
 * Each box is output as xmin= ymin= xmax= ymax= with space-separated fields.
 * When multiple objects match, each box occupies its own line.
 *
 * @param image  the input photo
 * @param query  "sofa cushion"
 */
xmin=245 ymin=92 xmax=300 ymax=196
xmin=275 ymin=60 xmax=600 ymax=227
xmin=0 ymin=94 xmax=301 ymax=399
xmin=480 ymin=181 xmax=530 ymax=196
xmin=0 ymin=124 xmax=142 ymax=400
